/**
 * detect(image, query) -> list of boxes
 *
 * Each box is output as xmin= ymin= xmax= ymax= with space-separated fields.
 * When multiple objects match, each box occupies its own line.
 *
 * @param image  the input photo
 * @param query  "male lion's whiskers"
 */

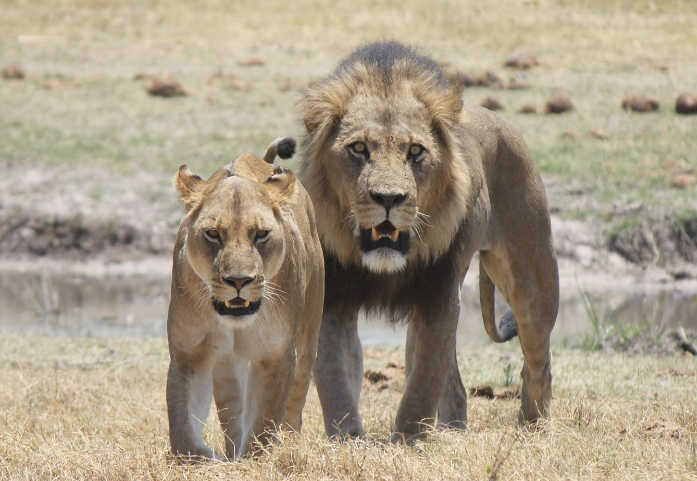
xmin=415 ymin=210 xmax=432 ymax=227
xmin=336 ymin=208 xmax=357 ymax=233
xmin=412 ymin=210 xmax=432 ymax=246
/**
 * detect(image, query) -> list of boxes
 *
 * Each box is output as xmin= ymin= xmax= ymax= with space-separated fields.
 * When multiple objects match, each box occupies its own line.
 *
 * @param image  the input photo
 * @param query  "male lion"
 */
xmin=166 ymin=138 xmax=324 ymax=459
xmin=299 ymin=41 xmax=559 ymax=441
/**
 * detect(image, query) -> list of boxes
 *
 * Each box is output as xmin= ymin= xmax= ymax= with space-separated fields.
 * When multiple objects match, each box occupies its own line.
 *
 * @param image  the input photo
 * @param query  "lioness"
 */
xmin=166 ymin=138 xmax=324 ymax=459
xmin=299 ymin=41 xmax=559 ymax=441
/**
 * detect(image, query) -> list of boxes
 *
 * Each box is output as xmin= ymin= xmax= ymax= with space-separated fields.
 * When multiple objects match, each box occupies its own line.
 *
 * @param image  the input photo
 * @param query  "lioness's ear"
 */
xmin=264 ymin=166 xmax=296 ymax=206
xmin=174 ymin=165 xmax=205 ymax=210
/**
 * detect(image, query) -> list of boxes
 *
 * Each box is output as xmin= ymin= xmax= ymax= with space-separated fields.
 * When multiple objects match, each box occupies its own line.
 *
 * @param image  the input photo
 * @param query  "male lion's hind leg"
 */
xmin=509 ymin=271 xmax=558 ymax=425
xmin=517 ymin=327 xmax=554 ymax=426
xmin=436 ymin=347 xmax=468 ymax=430
xmin=313 ymin=310 xmax=366 ymax=439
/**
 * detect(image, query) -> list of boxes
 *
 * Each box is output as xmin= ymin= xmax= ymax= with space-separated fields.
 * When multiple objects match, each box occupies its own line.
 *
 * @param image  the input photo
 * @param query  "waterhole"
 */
xmin=1 ymin=269 xmax=695 ymax=345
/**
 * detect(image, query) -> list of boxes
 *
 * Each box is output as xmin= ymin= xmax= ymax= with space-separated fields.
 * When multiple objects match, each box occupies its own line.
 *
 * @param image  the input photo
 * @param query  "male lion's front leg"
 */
xmin=391 ymin=302 xmax=459 ymax=442
xmin=313 ymin=309 xmax=365 ymax=438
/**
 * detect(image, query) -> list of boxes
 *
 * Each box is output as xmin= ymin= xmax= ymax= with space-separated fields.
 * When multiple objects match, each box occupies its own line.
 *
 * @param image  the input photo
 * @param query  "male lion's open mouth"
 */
xmin=359 ymin=220 xmax=410 ymax=255
xmin=212 ymin=297 xmax=262 ymax=317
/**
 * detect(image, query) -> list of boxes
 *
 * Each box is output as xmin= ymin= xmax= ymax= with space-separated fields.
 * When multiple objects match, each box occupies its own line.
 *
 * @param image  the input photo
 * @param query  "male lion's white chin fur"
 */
xmin=361 ymin=249 xmax=407 ymax=273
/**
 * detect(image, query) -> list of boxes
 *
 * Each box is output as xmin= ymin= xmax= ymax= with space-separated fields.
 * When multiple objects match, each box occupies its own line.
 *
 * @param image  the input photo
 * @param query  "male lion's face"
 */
xmin=185 ymin=177 xmax=286 ymax=327
xmin=330 ymin=93 xmax=439 ymax=273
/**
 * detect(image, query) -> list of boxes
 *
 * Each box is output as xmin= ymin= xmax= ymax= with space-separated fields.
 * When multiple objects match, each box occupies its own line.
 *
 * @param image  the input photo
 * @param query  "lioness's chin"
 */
xmin=361 ymin=248 xmax=407 ymax=273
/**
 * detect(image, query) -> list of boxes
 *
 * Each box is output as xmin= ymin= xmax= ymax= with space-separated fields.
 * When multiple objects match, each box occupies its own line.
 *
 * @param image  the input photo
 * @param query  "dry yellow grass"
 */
xmin=1 ymin=333 xmax=695 ymax=480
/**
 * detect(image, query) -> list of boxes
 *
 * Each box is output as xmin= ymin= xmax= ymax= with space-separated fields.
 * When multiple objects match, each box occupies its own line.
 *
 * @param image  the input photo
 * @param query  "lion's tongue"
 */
xmin=372 ymin=221 xmax=399 ymax=242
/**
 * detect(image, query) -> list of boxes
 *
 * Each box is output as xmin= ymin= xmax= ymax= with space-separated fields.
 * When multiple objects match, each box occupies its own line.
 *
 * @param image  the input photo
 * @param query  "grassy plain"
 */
xmin=1 ymin=0 xmax=696 ymax=222
xmin=0 ymin=333 xmax=696 ymax=480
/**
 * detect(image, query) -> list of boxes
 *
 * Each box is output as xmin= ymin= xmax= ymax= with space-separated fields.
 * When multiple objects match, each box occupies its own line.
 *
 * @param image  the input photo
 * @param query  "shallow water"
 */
xmin=1 ymin=270 xmax=695 ymax=345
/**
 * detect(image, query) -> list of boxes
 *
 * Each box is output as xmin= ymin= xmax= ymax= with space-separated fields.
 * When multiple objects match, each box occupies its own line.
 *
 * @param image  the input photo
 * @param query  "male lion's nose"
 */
xmin=370 ymin=191 xmax=408 ymax=211
xmin=223 ymin=276 xmax=255 ymax=292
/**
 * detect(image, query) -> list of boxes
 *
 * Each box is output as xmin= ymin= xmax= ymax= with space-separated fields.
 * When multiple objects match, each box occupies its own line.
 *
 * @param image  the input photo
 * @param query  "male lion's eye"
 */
xmin=256 ymin=230 xmax=270 ymax=241
xmin=205 ymin=229 xmax=221 ymax=242
xmin=408 ymin=144 xmax=425 ymax=159
xmin=348 ymin=142 xmax=369 ymax=159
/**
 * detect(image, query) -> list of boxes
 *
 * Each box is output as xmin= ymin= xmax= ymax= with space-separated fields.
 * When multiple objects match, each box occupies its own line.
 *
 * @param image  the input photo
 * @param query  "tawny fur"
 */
xmin=299 ymin=40 xmax=559 ymax=441
xmin=166 ymin=145 xmax=324 ymax=459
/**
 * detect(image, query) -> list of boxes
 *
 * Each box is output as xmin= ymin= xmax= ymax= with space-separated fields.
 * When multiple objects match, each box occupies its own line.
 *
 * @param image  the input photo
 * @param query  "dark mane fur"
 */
xmin=335 ymin=40 xmax=452 ymax=89
xmin=324 ymin=222 xmax=470 ymax=323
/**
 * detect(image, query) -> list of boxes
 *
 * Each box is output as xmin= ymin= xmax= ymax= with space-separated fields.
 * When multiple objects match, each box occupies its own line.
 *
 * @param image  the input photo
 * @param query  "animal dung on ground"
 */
xmin=588 ymin=129 xmax=609 ymax=140
xmin=2 ymin=64 xmax=25 ymax=79
xmin=517 ymin=104 xmax=537 ymax=114
xmin=469 ymin=385 xmax=521 ymax=400
xmin=675 ymin=93 xmax=697 ymax=115
xmin=622 ymin=95 xmax=660 ymax=112
xmin=480 ymin=96 xmax=504 ymax=111
xmin=471 ymin=71 xmax=503 ymax=87
xmin=239 ymin=57 xmax=265 ymax=67
xmin=671 ymin=174 xmax=696 ymax=189
xmin=504 ymin=53 xmax=540 ymax=69
xmin=146 ymin=79 xmax=187 ymax=98
xmin=506 ymin=78 xmax=529 ymax=90
xmin=545 ymin=92 xmax=575 ymax=114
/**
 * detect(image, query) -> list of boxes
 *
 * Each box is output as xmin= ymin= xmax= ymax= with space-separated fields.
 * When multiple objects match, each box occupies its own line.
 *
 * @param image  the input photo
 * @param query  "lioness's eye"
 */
xmin=256 ymin=230 xmax=270 ymax=240
xmin=408 ymin=144 xmax=425 ymax=159
xmin=348 ymin=142 xmax=369 ymax=159
xmin=204 ymin=229 xmax=221 ymax=242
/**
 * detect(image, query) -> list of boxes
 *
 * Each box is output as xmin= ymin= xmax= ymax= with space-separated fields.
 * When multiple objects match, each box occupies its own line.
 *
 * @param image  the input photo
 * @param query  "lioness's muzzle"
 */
xmin=212 ymin=297 xmax=262 ymax=317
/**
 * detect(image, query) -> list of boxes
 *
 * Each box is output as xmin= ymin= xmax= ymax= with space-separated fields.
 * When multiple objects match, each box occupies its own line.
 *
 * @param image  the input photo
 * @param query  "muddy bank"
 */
xmin=1 ymin=164 xmax=696 ymax=293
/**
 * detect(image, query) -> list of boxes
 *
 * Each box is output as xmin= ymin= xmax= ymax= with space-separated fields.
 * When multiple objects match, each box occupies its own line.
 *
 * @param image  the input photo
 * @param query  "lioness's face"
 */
xmin=185 ymin=177 xmax=285 ymax=327
xmin=331 ymin=94 xmax=440 ymax=273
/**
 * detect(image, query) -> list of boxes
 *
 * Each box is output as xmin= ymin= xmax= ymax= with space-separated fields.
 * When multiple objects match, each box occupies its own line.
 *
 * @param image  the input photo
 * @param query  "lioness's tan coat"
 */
xmin=299 ymin=41 xmax=558 ymax=441
xmin=166 ymin=145 xmax=323 ymax=458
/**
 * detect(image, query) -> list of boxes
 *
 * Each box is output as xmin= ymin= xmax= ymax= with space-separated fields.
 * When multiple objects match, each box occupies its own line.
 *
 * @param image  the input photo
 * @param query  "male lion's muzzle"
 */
xmin=359 ymin=220 xmax=410 ymax=255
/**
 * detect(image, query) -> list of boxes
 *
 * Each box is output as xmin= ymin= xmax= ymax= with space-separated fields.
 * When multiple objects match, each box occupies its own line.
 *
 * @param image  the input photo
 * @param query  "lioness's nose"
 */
xmin=370 ymin=191 xmax=408 ymax=210
xmin=223 ymin=276 xmax=255 ymax=291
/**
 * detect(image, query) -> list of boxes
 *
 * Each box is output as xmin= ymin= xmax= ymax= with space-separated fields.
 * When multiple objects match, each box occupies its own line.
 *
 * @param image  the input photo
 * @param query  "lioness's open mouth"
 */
xmin=212 ymin=297 xmax=262 ymax=317
xmin=359 ymin=220 xmax=410 ymax=254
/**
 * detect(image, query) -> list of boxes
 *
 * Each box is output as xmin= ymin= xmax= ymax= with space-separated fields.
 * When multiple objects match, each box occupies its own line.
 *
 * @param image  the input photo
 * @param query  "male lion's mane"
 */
xmin=300 ymin=41 xmax=482 ymax=323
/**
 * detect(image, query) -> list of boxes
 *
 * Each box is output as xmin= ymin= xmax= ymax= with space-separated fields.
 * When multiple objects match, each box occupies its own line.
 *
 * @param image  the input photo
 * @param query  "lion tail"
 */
xmin=263 ymin=137 xmax=297 ymax=163
xmin=479 ymin=259 xmax=518 ymax=343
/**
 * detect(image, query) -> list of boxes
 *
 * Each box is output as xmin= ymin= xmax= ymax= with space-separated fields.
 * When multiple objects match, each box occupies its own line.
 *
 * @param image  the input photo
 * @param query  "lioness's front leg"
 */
xmin=313 ymin=308 xmax=365 ymax=438
xmin=212 ymin=354 xmax=246 ymax=459
xmin=238 ymin=345 xmax=297 ymax=456
xmin=392 ymin=298 xmax=460 ymax=442
xmin=167 ymin=357 xmax=217 ymax=460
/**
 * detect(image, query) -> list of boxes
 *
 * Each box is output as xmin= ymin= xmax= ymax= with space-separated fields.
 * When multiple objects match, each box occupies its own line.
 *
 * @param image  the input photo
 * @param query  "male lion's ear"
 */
xmin=174 ymin=165 xmax=205 ymax=210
